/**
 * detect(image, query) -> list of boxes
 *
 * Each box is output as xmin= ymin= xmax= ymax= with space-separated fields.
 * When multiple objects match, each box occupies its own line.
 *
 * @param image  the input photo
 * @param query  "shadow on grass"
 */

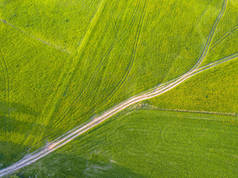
xmin=0 ymin=101 xmax=40 ymax=117
xmin=15 ymin=153 xmax=144 ymax=178
xmin=0 ymin=141 xmax=29 ymax=169
xmin=0 ymin=115 xmax=44 ymax=135
xmin=0 ymin=102 xmax=40 ymax=168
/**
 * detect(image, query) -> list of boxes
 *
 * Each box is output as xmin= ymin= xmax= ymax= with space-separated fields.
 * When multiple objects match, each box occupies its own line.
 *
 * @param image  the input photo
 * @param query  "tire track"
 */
xmin=210 ymin=24 xmax=238 ymax=50
xmin=0 ymin=51 xmax=237 ymax=177
xmin=87 ymin=0 xmax=145 ymax=105
xmin=53 ymin=43 xmax=115 ymax=128
xmin=46 ymin=0 xmax=226 ymax=137
xmin=52 ymin=8 xmax=126 ymax=127
xmin=0 ymin=0 xmax=235 ymax=176
xmin=191 ymin=0 xmax=227 ymax=69
xmin=77 ymin=0 xmax=148 ymax=117
xmin=96 ymin=0 xmax=148 ymax=104
xmin=160 ymin=0 xmax=227 ymax=86
xmin=37 ymin=3 xmax=134 ymax=137
xmin=28 ymin=0 xmax=108 ymax=147
xmin=52 ymin=0 xmax=146 ymax=127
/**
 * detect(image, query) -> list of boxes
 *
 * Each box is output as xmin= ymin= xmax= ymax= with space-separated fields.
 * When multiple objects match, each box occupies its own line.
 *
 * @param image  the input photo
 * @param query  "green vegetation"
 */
xmin=201 ymin=0 xmax=238 ymax=65
xmin=0 ymin=22 xmax=69 ymax=165
xmin=16 ymin=110 xmax=238 ymax=177
xmin=0 ymin=0 xmax=227 ymax=165
xmin=0 ymin=0 xmax=237 ymax=177
xmin=0 ymin=0 xmax=102 ymax=53
xmin=150 ymin=59 xmax=238 ymax=113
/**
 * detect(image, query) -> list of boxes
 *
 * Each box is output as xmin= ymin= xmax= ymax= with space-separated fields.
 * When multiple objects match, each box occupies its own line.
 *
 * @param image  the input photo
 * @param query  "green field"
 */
xmin=14 ymin=110 xmax=238 ymax=177
xmin=200 ymin=0 xmax=238 ymax=66
xmin=0 ymin=0 xmax=238 ymax=177
xmin=151 ymin=59 xmax=238 ymax=113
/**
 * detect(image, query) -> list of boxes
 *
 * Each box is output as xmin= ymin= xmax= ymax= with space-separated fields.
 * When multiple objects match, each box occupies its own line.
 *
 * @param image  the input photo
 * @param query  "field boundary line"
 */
xmin=154 ymin=108 xmax=237 ymax=117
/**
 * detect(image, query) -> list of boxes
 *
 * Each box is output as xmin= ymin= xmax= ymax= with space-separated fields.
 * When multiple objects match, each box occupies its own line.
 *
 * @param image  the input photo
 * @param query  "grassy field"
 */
xmin=149 ymin=0 xmax=238 ymax=115
xmin=150 ymin=59 xmax=238 ymax=113
xmin=200 ymin=0 xmax=238 ymax=65
xmin=12 ymin=110 xmax=238 ymax=177
xmin=0 ymin=22 xmax=70 ymax=166
xmin=0 ymin=0 xmax=226 ymax=167
xmin=0 ymin=0 xmax=237 ymax=176
xmin=0 ymin=0 xmax=102 ymax=54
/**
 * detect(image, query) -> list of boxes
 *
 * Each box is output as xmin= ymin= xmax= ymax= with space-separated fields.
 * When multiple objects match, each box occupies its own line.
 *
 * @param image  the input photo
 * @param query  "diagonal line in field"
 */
xmin=51 ymin=0 xmax=149 ymax=129
xmin=0 ymin=19 xmax=70 ymax=54
xmin=210 ymin=24 xmax=238 ymax=50
xmin=33 ymin=0 xmax=108 ymax=143
xmin=191 ymin=0 xmax=227 ymax=70
xmin=0 ymin=50 xmax=237 ymax=177
xmin=0 ymin=0 xmax=236 ymax=176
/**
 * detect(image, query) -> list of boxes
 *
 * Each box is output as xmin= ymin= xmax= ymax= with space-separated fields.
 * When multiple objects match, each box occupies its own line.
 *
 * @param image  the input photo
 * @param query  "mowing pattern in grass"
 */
xmin=14 ymin=110 xmax=238 ymax=178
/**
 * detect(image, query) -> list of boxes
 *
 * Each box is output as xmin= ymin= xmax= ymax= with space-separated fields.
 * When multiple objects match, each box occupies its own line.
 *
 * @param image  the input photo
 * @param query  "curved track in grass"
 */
xmin=1 ymin=0 xmax=235 ymax=176
xmin=0 ymin=52 xmax=237 ymax=177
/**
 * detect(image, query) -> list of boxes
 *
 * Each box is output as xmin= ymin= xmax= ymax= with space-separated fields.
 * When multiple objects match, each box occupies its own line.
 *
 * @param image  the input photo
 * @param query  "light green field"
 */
xmin=0 ymin=0 xmax=237 ymax=177
xmin=14 ymin=110 xmax=238 ymax=178
xmin=200 ymin=0 xmax=238 ymax=65
xmin=0 ymin=0 xmax=102 ymax=53
xmin=150 ymin=59 xmax=238 ymax=113
xmin=150 ymin=0 xmax=238 ymax=116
